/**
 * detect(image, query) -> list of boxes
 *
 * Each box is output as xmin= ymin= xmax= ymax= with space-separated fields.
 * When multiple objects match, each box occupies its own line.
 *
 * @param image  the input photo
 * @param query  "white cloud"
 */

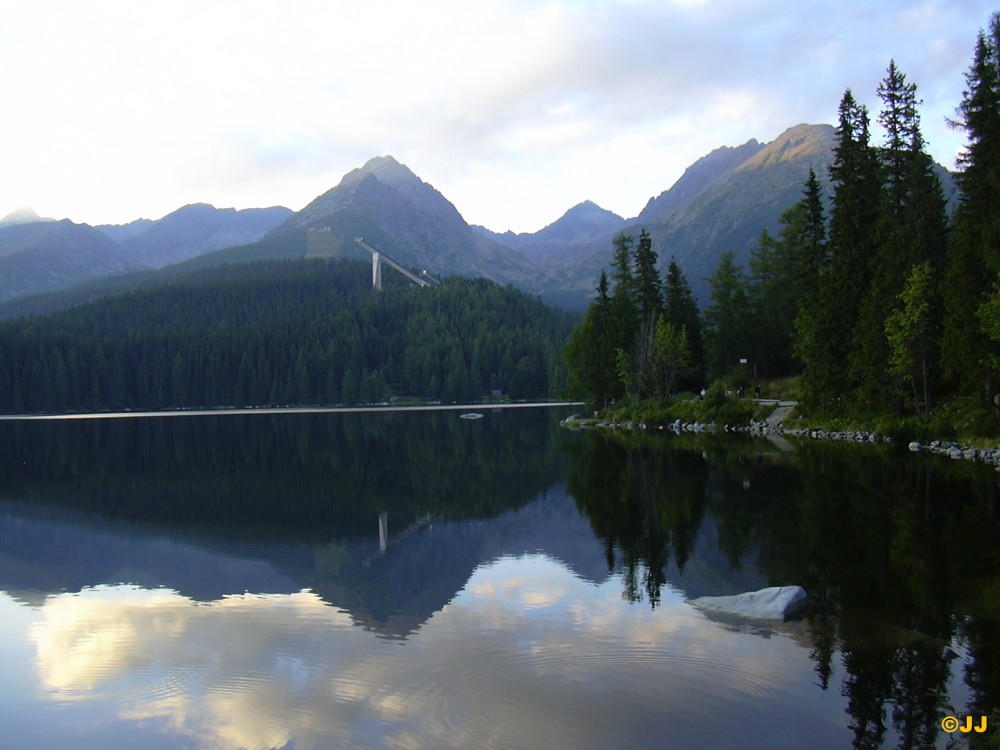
xmin=0 ymin=0 xmax=994 ymax=231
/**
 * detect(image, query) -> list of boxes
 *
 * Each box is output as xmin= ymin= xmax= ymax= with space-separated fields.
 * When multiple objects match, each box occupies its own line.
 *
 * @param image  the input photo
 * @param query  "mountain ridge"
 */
xmin=473 ymin=200 xmax=625 ymax=264
xmin=110 ymin=203 xmax=293 ymax=268
xmin=262 ymin=155 xmax=540 ymax=284
xmin=0 ymin=219 xmax=144 ymax=302
xmin=0 ymin=203 xmax=292 ymax=305
xmin=0 ymin=122 xmax=958 ymax=315
xmin=635 ymin=137 xmax=767 ymax=226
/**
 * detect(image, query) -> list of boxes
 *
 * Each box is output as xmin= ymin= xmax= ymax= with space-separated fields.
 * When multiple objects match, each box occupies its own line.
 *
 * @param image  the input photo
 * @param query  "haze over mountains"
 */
xmin=102 ymin=203 xmax=293 ymax=268
xmin=0 ymin=204 xmax=292 ymax=306
xmin=0 ymin=122 xmax=957 ymax=315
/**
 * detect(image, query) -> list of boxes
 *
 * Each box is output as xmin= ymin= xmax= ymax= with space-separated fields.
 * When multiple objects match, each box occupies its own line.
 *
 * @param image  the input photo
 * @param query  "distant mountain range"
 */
xmin=0 ymin=219 xmax=143 ymax=303
xmin=474 ymin=200 xmax=626 ymax=264
xmin=0 ymin=123 xmax=958 ymax=315
xmin=100 ymin=203 xmax=293 ymax=269
xmin=0 ymin=204 xmax=291 ymax=305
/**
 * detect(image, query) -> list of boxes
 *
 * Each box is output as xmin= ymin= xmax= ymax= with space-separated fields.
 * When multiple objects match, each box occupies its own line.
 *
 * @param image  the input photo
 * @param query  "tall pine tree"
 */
xmin=853 ymin=61 xmax=947 ymax=410
xmin=800 ymin=90 xmax=879 ymax=411
xmin=799 ymin=167 xmax=829 ymax=294
xmin=942 ymin=13 xmax=1000 ymax=403
xmin=622 ymin=229 xmax=663 ymax=401
xmin=704 ymin=251 xmax=750 ymax=380
xmin=633 ymin=228 xmax=663 ymax=326
xmin=663 ymin=258 xmax=705 ymax=388
xmin=608 ymin=231 xmax=638 ymax=357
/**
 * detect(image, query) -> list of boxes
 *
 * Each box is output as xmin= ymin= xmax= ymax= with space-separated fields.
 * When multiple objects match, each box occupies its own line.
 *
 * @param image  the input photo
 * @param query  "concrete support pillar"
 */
xmin=372 ymin=252 xmax=382 ymax=291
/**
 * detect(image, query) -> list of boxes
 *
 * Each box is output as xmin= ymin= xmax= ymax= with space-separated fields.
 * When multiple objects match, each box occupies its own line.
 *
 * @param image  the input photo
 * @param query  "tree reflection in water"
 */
xmin=565 ymin=430 xmax=1000 ymax=749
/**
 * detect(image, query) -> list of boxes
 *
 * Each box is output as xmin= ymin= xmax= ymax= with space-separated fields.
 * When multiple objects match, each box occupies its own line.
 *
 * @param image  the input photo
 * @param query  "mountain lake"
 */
xmin=0 ymin=405 xmax=997 ymax=749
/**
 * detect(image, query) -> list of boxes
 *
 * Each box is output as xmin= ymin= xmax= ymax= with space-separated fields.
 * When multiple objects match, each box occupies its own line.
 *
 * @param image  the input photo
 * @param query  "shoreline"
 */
xmin=0 ymin=401 xmax=585 ymax=422
xmin=562 ymin=409 xmax=1000 ymax=470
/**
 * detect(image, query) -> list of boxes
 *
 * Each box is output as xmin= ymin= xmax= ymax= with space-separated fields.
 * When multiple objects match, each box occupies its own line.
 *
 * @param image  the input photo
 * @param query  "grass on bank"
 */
xmin=570 ymin=375 xmax=1000 ymax=446
xmin=784 ymin=397 xmax=1000 ymax=446
xmin=570 ymin=380 xmax=760 ymax=429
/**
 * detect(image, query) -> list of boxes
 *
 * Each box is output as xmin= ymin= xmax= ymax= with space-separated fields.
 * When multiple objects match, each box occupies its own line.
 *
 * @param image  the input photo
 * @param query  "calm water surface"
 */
xmin=0 ymin=408 xmax=997 ymax=749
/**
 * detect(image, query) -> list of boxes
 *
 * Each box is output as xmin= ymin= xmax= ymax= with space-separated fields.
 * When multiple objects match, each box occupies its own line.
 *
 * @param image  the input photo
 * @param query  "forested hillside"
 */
xmin=565 ymin=13 xmax=1000 ymax=432
xmin=0 ymin=259 xmax=574 ymax=413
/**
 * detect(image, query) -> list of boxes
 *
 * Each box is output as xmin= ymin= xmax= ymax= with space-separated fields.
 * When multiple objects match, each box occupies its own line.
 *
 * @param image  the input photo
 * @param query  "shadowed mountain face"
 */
xmin=473 ymin=200 xmax=626 ymax=264
xmin=100 ymin=203 xmax=293 ymax=268
xmin=520 ymin=124 xmax=842 ymax=307
xmin=635 ymin=137 xmax=768 ymax=226
xmin=0 ymin=124 xmax=957 ymax=315
xmin=521 ymin=123 xmax=957 ymax=307
xmin=226 ymin=134 xmax=845 ymax=306
xmin=265 ymin=155 xmax=540 ymax=284
xmin=0 ymin=205 xmax=293 ymax=306
xmin=0 ymin=219 xmax=145 ymax=303
xmin=640 ymin=123 xmax=840 ymax=302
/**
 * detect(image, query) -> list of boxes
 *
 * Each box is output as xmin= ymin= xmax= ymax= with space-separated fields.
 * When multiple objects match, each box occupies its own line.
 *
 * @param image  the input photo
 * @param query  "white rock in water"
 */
xmin=690 ymin=585 xmax=807 ymax=621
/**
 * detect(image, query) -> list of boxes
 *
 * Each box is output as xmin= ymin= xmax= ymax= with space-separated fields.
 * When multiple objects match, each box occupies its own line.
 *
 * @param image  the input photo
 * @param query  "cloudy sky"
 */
xmin=1 ymin=0 xmax=995 ymax=233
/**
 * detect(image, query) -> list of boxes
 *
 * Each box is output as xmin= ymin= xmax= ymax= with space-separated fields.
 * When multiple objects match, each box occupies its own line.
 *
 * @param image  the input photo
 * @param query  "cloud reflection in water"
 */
xmin=26 ymin=556 xmax=834 ymax=750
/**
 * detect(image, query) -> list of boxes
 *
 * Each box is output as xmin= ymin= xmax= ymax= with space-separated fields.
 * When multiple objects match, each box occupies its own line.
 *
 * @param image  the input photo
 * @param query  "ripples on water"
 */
xmin=9 ymin=558 xmax=848 ymax=750
xmin=0 ymin=409 xmax=996 ymax=749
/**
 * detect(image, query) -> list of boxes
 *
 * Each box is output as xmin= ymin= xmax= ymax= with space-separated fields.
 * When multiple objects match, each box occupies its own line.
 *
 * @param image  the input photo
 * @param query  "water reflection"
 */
xmin=21 ymin=562 xmax=843 ymax=750
xmin=0 ymin=408 xmax=568 ymax=536
xmin=565 ymin=429 xmax=1000 ymax=749
xmin=1 ymin=410 xmax=998 ymax=748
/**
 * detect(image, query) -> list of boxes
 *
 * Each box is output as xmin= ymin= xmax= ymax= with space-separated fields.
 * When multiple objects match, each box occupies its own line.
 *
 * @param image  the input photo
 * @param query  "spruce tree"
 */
xmin=663 ymin=258 xmax=705 ymax=388
xmin=565 ymin=272 xmax=621 ymax=408
xmin=610 ymin=231 xmax=635 ymax=300
xmin=608 ymin=231 xmax=638 ymax=356
xmin=748 ymin=195 xmax=817 ymax=379
xmin=704 ymin=251 xmax=750 ymax=380
xmin=877 ymin=60 xmax=920 ymax=212
xmin=791 ymin=170 xmax=829 ymax=399
xmin=633 ymin=229 xmax=662 ymax=326
xmin=854 ymin=63 xmax=947 ymax=410
xmin=827 ymin=88 xmax=881 ymax=294
xmin=942 ymin=14 xmax=1000 ymax=401
xmin=800 ymin=167 xmax=829 ymax=294
xmin=747 ymin=228 xmax=785 ymax=379
xmin=800 ymin=90 xmax=879 ymax=410
xmin=617 ymin=228 xmax=666 ymax=400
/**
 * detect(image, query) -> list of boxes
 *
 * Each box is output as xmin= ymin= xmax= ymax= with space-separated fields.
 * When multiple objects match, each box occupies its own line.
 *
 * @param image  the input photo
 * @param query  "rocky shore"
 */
xmin=563 ymin=404 xmax=1000 ymax=469
xmin=763 ymin=424 xmax=1000 ymax=468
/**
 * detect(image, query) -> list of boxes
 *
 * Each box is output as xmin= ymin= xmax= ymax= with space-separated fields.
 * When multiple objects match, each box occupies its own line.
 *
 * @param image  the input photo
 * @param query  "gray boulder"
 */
xmin=690 ymin=585 xmax=807 ymax=621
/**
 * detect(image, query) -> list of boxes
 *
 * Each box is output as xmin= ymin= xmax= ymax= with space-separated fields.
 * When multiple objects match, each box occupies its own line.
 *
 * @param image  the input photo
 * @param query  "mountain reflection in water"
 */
xmin=0 ymin=408 xmax=997 ymax=749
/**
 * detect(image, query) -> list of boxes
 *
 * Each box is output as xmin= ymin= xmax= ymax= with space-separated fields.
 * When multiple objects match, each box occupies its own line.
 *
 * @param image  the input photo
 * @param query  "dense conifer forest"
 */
xmin=0 ymin=259 xmax=574 ymax=413
xmin=565 ymin=12 xmax=1000 ymax=433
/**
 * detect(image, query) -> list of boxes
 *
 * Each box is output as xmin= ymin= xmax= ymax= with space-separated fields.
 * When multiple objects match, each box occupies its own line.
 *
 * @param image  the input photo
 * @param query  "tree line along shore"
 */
xmin=563 ymin=14 xmax=1000 ymax=448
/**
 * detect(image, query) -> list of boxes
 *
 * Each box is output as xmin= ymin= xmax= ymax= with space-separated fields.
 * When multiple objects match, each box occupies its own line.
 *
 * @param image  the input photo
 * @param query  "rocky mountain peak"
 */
xmin=737 ymin=123 xmax=836 ymax=171
xmin=561 ymin=200 xmax=620 ymax=222
xmin=636 ymin=137 xmax=766 ymax=225
xmin=0 ymin=206 xmax=55 ymax=226
xmin=338 ymin=155 xmax=421 ymax=191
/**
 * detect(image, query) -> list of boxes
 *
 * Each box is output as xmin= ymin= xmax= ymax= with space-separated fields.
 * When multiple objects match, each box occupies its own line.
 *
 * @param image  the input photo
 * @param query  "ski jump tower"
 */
xmin=354 ymin=238 xmax=438 ymax=291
